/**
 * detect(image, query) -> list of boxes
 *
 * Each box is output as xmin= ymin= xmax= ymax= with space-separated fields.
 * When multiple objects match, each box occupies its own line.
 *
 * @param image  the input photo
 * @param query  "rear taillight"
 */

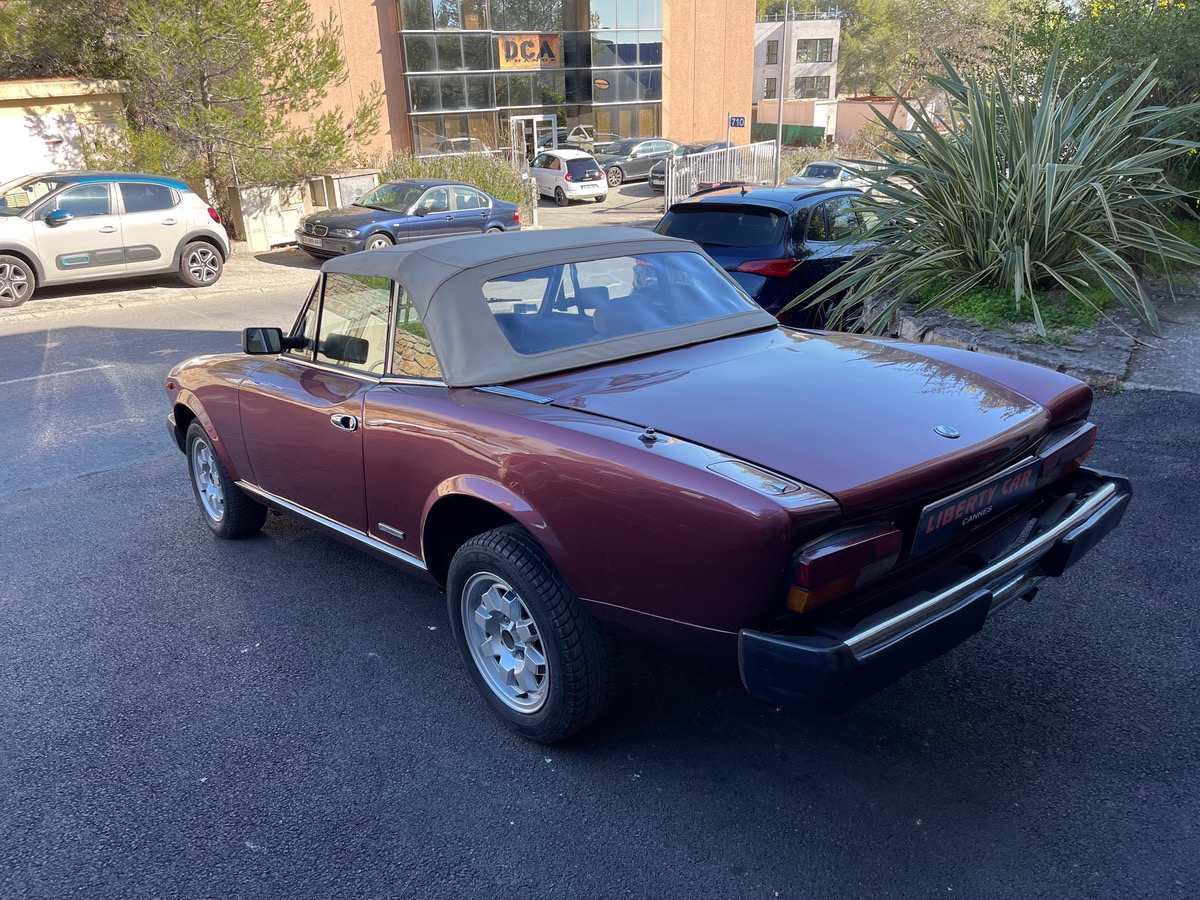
xmin=736 ymin=258 xmax=801 ymax=279
xmin=514 ymin=210 xmax=521 ymax=224
xmin=207 ymin=207 xmax=222 ymax=224
xmin=787 ymin=525 xmax=902 ymax=613
xmin=1037 ymin=422 xmax=1096 ymax=485
xmin=564 ymin=173 xmax=573 ymax=182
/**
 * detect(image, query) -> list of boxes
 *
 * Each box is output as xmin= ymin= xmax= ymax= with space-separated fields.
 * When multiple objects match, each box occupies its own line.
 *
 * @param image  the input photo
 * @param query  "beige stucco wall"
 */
xmin=0 ymin=79 xmax=127 ymax=182
xmin=304 ymin=0 xmax=409 ymax=157
xmin=663 ymin=0 xmax=755 ymax=145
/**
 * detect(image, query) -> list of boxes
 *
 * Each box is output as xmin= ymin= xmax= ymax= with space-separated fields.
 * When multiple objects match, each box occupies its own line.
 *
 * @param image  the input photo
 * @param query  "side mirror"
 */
xmin=243 ymin=326 xmax=284 ymax=354
xmin=45 ymin=209 xmax=73 ymax=228
xmin=411 ymin=205 xmax=429 ymax=217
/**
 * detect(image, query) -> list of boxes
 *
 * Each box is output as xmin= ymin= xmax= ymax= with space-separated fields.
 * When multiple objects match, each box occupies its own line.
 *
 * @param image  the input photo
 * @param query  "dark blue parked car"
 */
xmin=653 ymin=185 xmax=876 ymax=328
xmin=296 ymin=179 xmax=520 ymax=258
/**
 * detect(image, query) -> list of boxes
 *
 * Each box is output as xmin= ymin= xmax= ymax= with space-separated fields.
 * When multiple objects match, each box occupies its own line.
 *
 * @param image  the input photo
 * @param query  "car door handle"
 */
xmin=329 ymin=414 xmax=358 ymax=431
xmin=99 ymin=225 xmax=117 ymax=233
xmin=161 ymin=218 xmax=177 ymax=225
xmin=443 ymin=215 xmax=454 ymax=221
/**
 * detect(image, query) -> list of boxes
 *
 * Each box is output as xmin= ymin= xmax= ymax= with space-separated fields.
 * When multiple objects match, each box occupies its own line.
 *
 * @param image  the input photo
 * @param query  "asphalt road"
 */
xmin=1 ymin=293 xmax=1197 ymax=899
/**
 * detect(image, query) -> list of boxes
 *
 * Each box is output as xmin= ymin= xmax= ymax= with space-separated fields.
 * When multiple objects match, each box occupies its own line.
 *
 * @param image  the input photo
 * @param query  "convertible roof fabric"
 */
xmin=320 ymin=227 xmax=777 ymax=388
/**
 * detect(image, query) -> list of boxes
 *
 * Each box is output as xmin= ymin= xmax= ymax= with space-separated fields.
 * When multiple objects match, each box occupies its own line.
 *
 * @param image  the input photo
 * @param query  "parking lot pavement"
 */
xmin=532 ymin=180 xmax=665 ymax=230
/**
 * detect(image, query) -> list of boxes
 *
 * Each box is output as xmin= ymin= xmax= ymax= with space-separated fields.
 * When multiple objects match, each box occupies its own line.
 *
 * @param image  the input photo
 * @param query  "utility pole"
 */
xmin=773 ymin=0 xmax=791 ymax=185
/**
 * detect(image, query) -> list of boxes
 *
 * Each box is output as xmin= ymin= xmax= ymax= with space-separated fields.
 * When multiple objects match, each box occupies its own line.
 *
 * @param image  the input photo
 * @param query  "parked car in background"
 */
xmin=785 ymin=161 xmax=875 ymax=189
xmin=0 ymin=170 xmax=229 ymax=309
xmin=654 ymin=184 xmax=876 ymax=328
xmin=594 ymin=138 xmax=679 ymax=187
xmin=436 ymin=137 xmax=493 ymax=155
xmin=526 ymin=149 xmax=607 ymax=205
xmin=533 ymin=125 xmax=621 ymax=156
xmin=649 ymin=141 xmax=733 ymax=193
xmin=295 ymin=179 xmax=520 ymax=258
xmin=166 ymin=227 xmax=1130 ymax=743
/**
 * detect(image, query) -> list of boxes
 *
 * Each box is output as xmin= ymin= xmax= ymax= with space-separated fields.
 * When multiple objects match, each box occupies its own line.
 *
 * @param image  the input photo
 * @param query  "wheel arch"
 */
xmin=171 ymin=392 xmax=245 ymax=480
xmin=421 ymin=476 xmax=562 ymax=588
xmin=0 ymin=245 xmax=45 ymax=283
xmin=173 ymin=231 xmax=228 ymax=264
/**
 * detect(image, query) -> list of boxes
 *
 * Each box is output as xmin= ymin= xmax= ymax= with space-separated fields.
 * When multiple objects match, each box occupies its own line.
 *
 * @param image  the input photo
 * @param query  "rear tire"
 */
xmin=0 ymin=254 xmax=35 ymax=308
xmin=606 ymin=167 xmax=624 ymax=187
xmin=185 ymin=421 xmax=267 ymax=539
xmin=554 ymin=187 xmax=569 ymax=207
xmin=486 ymin=226 xmax=503 ymax=233
xmin=595 ymin=194 xmax=607 ymax=203
xmin=447 ymin=525 xmax=615 ymax=743
xmin=178 ymin=242 xmax=223 ymax=288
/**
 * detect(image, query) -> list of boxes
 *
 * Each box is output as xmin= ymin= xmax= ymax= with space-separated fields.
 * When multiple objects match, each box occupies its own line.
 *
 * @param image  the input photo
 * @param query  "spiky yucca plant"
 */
xmin=792 ymin=50 xmax=1200 ymax=335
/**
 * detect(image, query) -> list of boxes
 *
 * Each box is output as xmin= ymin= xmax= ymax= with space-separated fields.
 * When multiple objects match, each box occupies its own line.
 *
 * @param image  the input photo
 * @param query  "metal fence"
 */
xmin=663 ymin=141 xmax=779 ymax=210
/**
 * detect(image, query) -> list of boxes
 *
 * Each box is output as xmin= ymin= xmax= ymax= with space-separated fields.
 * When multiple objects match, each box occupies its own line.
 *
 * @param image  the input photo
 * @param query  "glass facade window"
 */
xmin=796 ymin=39 xmax=833 ymax=63
xmin=402 ymin=0 xmax=664 ymax=152
xmin=794 ymin=75 xmax=831 ymax=98
xmin=764 ymin=77 xmax=777 ymax=100
xmin=765 ymin=40 xmax=778 ymax=65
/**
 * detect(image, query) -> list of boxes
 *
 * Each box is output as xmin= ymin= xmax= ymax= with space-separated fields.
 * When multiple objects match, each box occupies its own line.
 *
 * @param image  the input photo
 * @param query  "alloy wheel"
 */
xmin=460 ymin=571 xmax=548 ymax=713
xmin=0 ymin=261 xmax=32 ymax=303
xmin=186 ymin=247 xmax=220 ymax=284
xmin=190 ymin=436 xmax=225 ymax=523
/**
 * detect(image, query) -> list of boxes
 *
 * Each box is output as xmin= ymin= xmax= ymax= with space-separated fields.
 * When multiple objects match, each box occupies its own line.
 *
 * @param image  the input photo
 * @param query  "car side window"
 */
xmin=392 ymin=285 xmax=442 ymax=380
xmin=418 ymin=187 xmax=450 ymax=214
xmin=806 ymin=203 xmax=830 ymax=242
xmin=826 ymin=196 xmax=860 ymax=240
xmin=652 ymin=141 xmax=672 ymax=155
xmin=315 ymin=273 xmax=392 ymax=373
xmin=453 ymin=186 xmax=484 ymax=209
xmin=548 ymin=156 xmax=562 ymax=171
xmin=531 ymin=153 xmax=550 ymax=169
xmin=119 ymin=182 xmax=177 ymax=213
xmin=286 ymin=283 xmax=321 ymax=359
xmin=49 ymin=183 xmax=111 ymax=218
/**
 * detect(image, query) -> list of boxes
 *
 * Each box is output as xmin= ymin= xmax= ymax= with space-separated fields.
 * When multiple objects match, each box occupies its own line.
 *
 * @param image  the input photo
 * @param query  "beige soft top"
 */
xmin=321 ymin=226 xmax=777 ymax=388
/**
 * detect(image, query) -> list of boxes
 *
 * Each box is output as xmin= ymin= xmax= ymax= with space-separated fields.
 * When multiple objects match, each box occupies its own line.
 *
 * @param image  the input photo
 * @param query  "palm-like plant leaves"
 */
xmin=791 ymin=49 xmax=1200 ymax=335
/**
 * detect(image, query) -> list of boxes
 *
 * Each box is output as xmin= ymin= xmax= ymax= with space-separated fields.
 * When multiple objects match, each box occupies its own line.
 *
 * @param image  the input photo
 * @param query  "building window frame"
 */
xmin=763 ymin=77 xmax=777 ymax=100
xmin=765 ymin=40 xmax=778 ymax=66
xmin=795 ymin=38 xmax=833 ymax=63
xmin=794 ymin=75 xmax=831 ymax=99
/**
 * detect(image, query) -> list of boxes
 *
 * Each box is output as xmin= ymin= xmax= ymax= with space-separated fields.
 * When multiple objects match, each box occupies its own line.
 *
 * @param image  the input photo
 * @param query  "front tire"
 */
xmin=185 ymin=422 xmax=267 ymax=539
xmin=178 ymin=242 xmax=223 ymax=287
xmin=365 ymin=233 xmax=394 ymax=250
xmin=0 ymin=254 xmax=35 ymax=308
xmin=448 ymin=525 xmax=615 ymax=743
xmin=554 ymin=187 xmax=569 ymax=207
xmin=606 ymin=167 xmax=624 ymax=187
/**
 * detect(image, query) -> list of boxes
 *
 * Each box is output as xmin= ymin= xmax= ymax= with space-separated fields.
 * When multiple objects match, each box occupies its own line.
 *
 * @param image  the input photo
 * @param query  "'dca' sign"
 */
xmin=497 ymin=34 xmax=562 ymax=69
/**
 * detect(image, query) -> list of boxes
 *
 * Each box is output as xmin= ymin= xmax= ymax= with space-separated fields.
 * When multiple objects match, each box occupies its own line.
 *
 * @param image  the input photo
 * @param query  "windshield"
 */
xmin=604 ymin=140 xmax=638 ymax=156
xmin=483 ymin=250 xmax=761 ymax=356
xmin=0 ymin=176 xmax=65 ymax=215
xmin=356 ymin=183 xmax=426 ymax=212
xmin=655 ymin=206 xmax=788 ymax=248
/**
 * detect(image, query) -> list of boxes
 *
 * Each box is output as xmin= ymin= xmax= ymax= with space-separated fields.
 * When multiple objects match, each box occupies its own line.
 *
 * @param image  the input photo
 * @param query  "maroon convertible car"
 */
xmin=165 ymin=227 xmax=1130 ymax=743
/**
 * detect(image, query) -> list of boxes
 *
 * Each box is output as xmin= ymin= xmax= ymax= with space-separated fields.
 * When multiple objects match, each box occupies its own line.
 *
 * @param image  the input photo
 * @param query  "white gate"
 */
xmin=663 ymin=140 xmax=779 ymax=210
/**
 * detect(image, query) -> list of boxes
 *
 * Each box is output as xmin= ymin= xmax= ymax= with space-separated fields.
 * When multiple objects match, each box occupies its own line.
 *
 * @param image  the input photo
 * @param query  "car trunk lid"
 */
xmin=519 ymin=328 xmax=1050 ymax=515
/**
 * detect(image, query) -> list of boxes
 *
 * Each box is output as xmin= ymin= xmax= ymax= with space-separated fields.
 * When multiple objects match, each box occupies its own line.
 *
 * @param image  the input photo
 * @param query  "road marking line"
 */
xmin=0 ymin=364 xmax=116 ymax=387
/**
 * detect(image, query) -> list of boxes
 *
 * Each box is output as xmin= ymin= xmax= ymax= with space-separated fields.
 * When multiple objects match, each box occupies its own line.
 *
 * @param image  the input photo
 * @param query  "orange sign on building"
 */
xmin=497 ymin=34 xmax=562 ymax=70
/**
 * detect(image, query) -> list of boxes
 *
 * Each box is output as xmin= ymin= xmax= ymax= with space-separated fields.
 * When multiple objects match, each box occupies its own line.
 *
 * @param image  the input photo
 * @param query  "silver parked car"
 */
xmin=526 ymin=150 xmax=608 ymax=205
xmin=0 ymin=170 xmax=230 ymax=308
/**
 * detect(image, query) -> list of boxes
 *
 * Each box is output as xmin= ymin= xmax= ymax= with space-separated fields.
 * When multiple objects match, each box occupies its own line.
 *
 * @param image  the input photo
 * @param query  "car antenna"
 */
xmin=740 ymin=185 xmax=748 ymax=196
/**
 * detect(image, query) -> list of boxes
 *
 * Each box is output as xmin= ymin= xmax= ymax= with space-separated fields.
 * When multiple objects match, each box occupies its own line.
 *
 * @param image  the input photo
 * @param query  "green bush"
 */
xmin=373 ymin=151 xmax=537 ymax=227
xmin=791 ymin=49 xmax=1200 ymax=335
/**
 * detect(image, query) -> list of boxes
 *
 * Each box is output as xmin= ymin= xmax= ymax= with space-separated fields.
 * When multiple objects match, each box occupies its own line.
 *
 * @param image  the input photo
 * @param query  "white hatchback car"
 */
xmin=526 ymin=150 xmax=608 ymax=206
xmin=0 ymin=170 xmax=230 ymax=309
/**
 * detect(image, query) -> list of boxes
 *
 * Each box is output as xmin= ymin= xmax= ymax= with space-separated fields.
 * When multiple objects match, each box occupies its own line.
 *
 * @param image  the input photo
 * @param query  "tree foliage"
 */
xmin=84 ymin=0 xmax=379 ymax=218
xmin=792 ymin=50 xmax=1200 ymax=335
xmin=0 ymin=0 xmax=126 ymax=79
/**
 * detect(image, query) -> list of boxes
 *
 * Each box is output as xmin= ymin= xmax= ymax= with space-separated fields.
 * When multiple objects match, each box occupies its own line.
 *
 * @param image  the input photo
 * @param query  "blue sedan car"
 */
xmin=295 ymin=179 xmax=521 ymax=258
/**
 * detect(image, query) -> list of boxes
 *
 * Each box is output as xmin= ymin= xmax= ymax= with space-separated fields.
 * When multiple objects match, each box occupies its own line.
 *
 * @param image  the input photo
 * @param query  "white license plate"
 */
xmin=299 ymin=235 xmax=323 ymax=248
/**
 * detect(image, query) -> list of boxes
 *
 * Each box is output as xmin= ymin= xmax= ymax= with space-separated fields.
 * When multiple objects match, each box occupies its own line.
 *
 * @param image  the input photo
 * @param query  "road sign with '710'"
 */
xmin=728 ymin=116 xmax=746 ymax=128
